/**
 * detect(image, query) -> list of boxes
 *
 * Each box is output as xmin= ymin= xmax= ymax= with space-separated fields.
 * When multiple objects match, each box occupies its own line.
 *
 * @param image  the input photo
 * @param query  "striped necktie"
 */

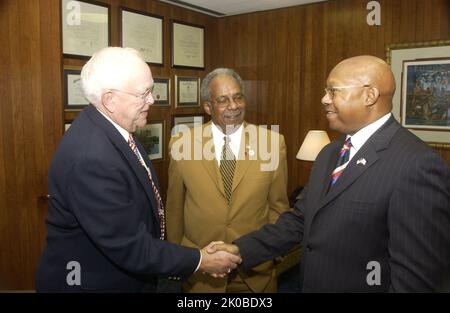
xmin=330 ymin=137 xmax=352 ymax=186
xmin=128 ymin=134 xmax=165 ymax=240
xmin=220 ymin=136 xmax=236 ymax=205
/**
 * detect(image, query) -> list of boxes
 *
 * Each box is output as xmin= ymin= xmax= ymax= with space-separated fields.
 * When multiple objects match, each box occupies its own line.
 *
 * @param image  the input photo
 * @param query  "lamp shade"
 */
xmin=296 ymin=130 xmax=330 ymax=161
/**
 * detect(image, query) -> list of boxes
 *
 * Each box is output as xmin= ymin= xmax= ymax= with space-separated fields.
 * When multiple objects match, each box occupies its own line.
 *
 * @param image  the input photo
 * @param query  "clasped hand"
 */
xmin=199 ymin=241 xmax=241 ymax=278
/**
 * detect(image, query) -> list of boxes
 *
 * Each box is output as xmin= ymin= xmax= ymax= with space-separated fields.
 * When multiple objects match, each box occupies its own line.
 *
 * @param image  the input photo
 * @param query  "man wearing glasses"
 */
xmin=212 ymin=56 xmax=450 ymax=292
xmin=166 ymin=68 xmax=290 ymax=292
xmin=36 ymin=48 xmax=241 ymax=292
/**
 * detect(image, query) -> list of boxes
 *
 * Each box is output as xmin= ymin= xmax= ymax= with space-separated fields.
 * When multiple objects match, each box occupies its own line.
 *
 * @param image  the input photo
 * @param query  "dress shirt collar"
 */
xmin=211 ymin=122 xmax=244 ymax=160
xmin=96 ymin=108 xmax=130 ymax=142
xmin=347 ymin=112 xmax=391 ymax=155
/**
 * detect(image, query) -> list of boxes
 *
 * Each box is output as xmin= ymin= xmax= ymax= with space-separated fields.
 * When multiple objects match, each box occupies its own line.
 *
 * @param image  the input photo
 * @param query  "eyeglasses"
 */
xmin=324 ymin=85 xmax=370 ymax=100
xmin=210 ymin=92 xmax=245 ymax=107
xmin=109 ymin=86 xmax=154 ymax=102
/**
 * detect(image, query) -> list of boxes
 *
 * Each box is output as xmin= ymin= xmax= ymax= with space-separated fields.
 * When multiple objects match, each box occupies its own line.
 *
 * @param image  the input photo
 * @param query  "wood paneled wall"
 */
xmin=0 ymin=0 xmax=449 ymax=289
xmin=211 ymin=0 xmax=450 ymax=193
xmin=0 ymin=0 xmax=62 ymax=290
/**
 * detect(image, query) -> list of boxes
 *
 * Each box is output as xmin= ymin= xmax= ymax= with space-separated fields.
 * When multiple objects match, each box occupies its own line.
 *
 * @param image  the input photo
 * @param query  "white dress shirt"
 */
xmin=97 ymin=109 xmax=151 ymax=174
xmin=211 ymin=122 xmax=244 ymax=165
xmin=347 ymin=113 xmax=391 ymax=161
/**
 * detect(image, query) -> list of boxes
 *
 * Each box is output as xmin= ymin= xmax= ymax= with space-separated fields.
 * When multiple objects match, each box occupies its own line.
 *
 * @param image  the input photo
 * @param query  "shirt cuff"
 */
xmin=194 ymin=249 xmax=202 ymax=272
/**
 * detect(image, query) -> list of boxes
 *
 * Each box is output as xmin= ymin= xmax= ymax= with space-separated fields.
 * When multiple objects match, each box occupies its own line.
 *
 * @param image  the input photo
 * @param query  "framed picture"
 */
xmin=119 ymin=7 xmax=163 ymax=66
xmin=401 ymin=59 xmax=450 ymax=130
xmin=63 ymin=66 xmax=89 ymax=110
xmin=171 ymin=114 xmax=209 ymax=135
xmin=135 ymin=121 xmax=165 ymax=161
xmin=61 ymin=0 xmax=110 ymax=58
xmin=171 ymin=20 xmax=204 ymax=69
xmin=386 ymin=40 xmax=450 ymax=147
xmin=175 ymin=75 xmax=200 ymax=108
xmin=152 ymin=77 xmax=171 ymax=106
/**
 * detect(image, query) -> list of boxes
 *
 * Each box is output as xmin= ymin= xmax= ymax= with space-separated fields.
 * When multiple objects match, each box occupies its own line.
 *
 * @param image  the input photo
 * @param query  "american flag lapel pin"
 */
xmin=356 ymin=158 xmax=367 ymax=166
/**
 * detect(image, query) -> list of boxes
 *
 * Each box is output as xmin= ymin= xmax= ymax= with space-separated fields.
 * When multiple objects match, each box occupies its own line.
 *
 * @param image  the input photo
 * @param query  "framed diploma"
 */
xmin=61 ymin=0 xmax=110 ymax=58
xmin=171 ymin=114 xmax=209 ymax=136
xmin=152 ymin=77 xmax=171 ymax=106
xmin=171 ymin=20 xmax=204 ymax=69
xmin=175 ymin=76 xmax=200 ymax=108
xmin=63 ymin=67 xmax=89 ymax=110
xmin=120 ymin=7 xmax=163 ymax=66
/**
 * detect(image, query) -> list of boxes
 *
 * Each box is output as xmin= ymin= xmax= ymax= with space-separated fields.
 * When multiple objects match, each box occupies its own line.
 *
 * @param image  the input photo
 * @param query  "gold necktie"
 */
xmin=220 ymin=136 xmax=236 ymax=205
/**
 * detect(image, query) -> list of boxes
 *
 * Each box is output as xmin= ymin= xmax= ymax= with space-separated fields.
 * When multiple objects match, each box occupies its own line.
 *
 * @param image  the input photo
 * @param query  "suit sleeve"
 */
xmin=388 ymin=150 xmax=450 ymax=292
xmin=165 ymin=136 xmax=186 ymax=244
xmin=67 ymin=156 xmax=199 ymax=277
xmin=234 ymin=185 xmax=307 ymax=271
xmin=268 ymin=134 xmax=290 ymax=223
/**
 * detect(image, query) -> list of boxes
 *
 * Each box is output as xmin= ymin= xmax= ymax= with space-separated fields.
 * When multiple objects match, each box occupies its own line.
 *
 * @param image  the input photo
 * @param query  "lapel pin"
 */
xmin=356 ymin=158 xmax=367 ymax=166
xmin=246 ymin=145 xmax=255 ymax=156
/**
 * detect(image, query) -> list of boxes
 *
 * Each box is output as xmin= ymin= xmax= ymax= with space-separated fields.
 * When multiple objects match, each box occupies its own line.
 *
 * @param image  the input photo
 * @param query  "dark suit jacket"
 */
xmin=235 ymin=116 xmax=450 ymax=292
xmin=36 ymin=105 xmax=199 ymax=292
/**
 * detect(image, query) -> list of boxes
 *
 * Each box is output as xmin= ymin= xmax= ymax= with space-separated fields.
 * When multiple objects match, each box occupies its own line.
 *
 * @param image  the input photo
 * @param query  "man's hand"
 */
xmin=199 ymin=241 xmax=242 ymax=278
xmin=206 ymin=242 xmax=240 ymax=255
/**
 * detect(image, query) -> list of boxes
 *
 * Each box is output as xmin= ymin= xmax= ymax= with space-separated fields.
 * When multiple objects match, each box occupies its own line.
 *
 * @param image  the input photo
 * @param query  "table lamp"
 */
xmin=296 ymin=130 xmax=330 ymax=161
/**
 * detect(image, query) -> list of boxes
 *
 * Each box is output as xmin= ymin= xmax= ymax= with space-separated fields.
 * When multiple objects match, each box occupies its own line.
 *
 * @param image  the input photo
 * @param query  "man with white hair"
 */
xmin=36 ymin=47 xmax=241 ymax=292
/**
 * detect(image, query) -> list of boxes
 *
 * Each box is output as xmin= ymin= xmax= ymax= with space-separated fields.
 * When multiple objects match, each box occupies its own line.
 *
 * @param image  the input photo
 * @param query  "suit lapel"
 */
xmin=232 ymin=126 xmax=252 ymax=192
xmin=198 ymin=122 xmax=226 ymax=197
xmin=312 ymin=116 xmax=400 ymax=217
xmin=319 ymin=140 xmax=342 ymax=198
xmin=317 ymin=146 xmax=379 ymax=209
xmin=134 ymin=138 xmax=159 ymax=216
xmin=85 ymin=105 xmax=159 ymax=220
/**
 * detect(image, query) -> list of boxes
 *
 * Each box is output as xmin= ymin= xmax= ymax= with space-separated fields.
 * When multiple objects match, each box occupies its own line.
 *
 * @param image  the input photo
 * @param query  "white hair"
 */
xmin=200 ymin=68 xmax=245 ymax=103
xmin=81 ymin=47 xmax=147 ymax=105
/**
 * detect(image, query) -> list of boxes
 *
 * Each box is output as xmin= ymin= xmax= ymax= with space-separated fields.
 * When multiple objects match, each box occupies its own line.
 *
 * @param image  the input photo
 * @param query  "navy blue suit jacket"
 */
xmin=235 ymin=116 xmax=450 ymax=292
xmin=36 ymin=105 xmax=199 ymax=292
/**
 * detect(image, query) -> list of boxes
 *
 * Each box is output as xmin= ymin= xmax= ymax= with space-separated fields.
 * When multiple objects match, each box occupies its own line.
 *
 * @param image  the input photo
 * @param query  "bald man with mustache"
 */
xmin=211 ymin=56 xmax=450 ymax=292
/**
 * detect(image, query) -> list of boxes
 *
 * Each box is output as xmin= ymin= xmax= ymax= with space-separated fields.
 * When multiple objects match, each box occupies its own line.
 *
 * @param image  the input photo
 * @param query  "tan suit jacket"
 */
xmin=166 ymin=122 xmax=290 ymax=292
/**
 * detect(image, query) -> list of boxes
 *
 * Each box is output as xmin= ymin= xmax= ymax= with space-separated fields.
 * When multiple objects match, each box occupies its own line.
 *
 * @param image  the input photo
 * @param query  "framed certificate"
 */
xmin=61 ymin=0 xmax=110 ymax=58
xmin=175 ymin=76 xmax=200 ymax=108
xmin=63 ymin=66 xmax=89 ymax=110
xmin=120 ymin=7 xmax=163 ymax=66
xmin=171 ymin=20 xmax=204 ymax=69
xmin=152 ymin=77 xmax=171 ymax=106
xmin=171 ymin=114 xmax=208 ymax=135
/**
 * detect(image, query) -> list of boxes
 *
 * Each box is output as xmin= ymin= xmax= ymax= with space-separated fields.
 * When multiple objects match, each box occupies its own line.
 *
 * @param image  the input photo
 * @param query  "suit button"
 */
xmin=306 ymin=244 xmax=312 ymax=252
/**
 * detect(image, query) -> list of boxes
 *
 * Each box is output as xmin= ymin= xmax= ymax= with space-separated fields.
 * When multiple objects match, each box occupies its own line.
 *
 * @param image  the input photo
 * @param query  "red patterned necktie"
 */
xmin=128 ymin=134 xmax=165 ymax=240
xmin=330 ymin=137 xmax=352 ymax=186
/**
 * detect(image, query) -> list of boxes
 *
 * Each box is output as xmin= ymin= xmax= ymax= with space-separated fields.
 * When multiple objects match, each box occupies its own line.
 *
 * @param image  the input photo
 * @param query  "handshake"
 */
xmin=198 ymin=241 xmax=241 ymax=278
